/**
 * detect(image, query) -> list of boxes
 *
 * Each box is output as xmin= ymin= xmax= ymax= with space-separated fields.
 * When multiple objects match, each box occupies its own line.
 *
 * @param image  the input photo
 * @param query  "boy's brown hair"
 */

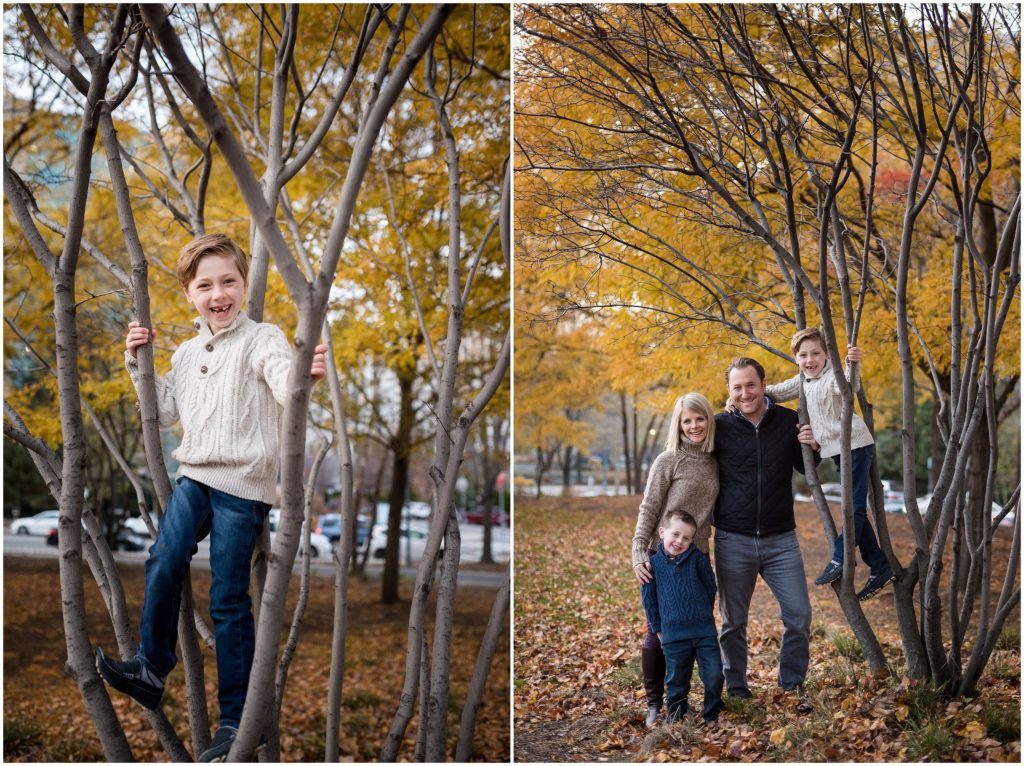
xmin=662 ymin=510 xmax=697 ymax=531
xmin=176 ymin=233 xmax=249 ymax=288
xmin=791 ymin=327 xmax=828 ymax=356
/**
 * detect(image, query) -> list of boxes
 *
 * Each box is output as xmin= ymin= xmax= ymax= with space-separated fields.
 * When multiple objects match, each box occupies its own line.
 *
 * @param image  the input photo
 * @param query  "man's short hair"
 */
xmin=725 ymin=357 xmax=765 ymax=385
xmin=662 ymin=510 xmax=697 ymax=530
xmin=176 ymin=233 xmax=249 ymax=288
xmin=791 ymin=327 xmax=828 ymax=355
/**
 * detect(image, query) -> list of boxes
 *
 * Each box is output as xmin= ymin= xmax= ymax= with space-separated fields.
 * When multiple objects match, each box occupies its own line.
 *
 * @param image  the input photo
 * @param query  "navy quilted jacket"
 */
xmin=640 ymin=543 xmax=718 ymax=643
xmin=713 ymin=398 xmax=812 ymax=537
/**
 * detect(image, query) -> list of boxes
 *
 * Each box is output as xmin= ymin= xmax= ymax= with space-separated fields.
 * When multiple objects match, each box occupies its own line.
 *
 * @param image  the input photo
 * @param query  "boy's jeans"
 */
xmin=662 ymin=635 xmax=724 ymax=721
xmin=831 ymin=444 xmax=889 ymax=575
xmin=138 ymin=477 xmax=269 ymax=728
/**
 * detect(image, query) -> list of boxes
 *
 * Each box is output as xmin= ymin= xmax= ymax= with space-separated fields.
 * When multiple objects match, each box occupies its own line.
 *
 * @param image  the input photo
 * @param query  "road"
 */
xmin=4 ymin=523 xmax=509 ymax=588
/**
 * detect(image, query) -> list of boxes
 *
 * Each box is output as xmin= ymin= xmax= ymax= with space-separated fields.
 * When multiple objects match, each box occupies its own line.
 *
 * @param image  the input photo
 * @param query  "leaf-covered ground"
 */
xmin=514 ymin=495 xmax=1020 ymax=763
xmin=4 ymin=556 xmax=509 ymax=762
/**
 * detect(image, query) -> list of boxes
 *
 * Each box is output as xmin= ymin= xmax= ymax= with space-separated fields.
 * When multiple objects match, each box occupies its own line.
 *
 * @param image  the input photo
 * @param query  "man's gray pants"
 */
xmin=713 ymin=528 xmax=811 ymax=692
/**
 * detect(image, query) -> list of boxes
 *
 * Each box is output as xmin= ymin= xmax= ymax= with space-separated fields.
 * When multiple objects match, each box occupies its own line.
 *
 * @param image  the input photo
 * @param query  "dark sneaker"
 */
xmin=858 ymin=568 xmax=896 ymax=601
xmin=814 ymin=559 xmax=843 ymax=586
xmin=645 ymin=704 xmax=660 ymax=728
xmin=728 ymin=686 xmax=753 ymax=699
xmin=198 ymin=727 xmax=237 ymax=763
xmin=198 ymin=727 xmax=268 ymax=762
xmin=95 ymin=647 xmax=164 ymax=710
xmin=783 ymin=683 xmax=812 ymax=713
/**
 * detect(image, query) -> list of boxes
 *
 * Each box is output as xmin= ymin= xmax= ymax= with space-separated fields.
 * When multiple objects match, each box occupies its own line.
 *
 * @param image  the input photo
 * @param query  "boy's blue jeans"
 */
xmin=138 ymin=477 xmax=269 ymax=728
xmin=831 ymin=444 xmax=889 ymax=575
xmin=662 ymin=634 xmax=724 ymax=721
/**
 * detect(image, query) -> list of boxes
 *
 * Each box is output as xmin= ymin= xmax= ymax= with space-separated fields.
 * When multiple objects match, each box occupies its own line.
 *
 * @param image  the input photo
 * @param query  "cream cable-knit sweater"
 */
xmin=631 ymin=439 xmax=719 ymax=568
xmin=126 ymin=313 xmax=291 ymax=505
xmin=765 ymin=360 xmax=874 ymax=459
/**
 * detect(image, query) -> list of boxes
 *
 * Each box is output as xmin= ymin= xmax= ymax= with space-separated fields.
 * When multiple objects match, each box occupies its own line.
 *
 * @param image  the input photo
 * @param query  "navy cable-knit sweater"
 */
xmin=640 ymin=542 xmax=718 ymax=643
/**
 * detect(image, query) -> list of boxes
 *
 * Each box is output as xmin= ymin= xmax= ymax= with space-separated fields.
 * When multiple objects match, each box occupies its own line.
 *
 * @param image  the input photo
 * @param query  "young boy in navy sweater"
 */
xmin=640 ymin=510 xmax=724 ymax=724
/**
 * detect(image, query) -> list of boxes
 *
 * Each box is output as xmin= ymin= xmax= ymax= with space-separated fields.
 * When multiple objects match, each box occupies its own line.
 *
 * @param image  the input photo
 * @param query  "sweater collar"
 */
xmin=193 ymin=311 xmax=251 ymax=340
xmin=656 ymin=541 xmax=695 ymax=564
xmin=676 ymin=435 xmax=709 ymax=456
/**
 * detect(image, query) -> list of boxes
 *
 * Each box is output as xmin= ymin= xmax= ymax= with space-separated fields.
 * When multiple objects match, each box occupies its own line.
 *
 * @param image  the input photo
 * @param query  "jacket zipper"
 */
xmin=755 ymin=423 xmax=761 ymax=536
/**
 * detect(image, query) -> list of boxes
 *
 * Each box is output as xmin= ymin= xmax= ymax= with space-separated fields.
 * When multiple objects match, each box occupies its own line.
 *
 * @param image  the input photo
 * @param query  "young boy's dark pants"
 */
xmin=831 ymin=444 xmax=888 ymax=575
xmin=663 ymin=634 xmax=724 ymax=721
xmin=138 ymin=477 xmax=269 ymax=728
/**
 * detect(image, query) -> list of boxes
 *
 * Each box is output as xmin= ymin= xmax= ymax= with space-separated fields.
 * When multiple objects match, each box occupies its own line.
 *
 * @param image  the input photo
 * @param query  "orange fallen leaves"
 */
xmin=514 ymin=495 xmax=1021 ymax=763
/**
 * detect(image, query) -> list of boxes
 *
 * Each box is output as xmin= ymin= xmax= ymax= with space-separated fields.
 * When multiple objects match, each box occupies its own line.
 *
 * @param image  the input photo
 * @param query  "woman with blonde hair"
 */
xmin=631 ymin=392 xmax=719 ymax=727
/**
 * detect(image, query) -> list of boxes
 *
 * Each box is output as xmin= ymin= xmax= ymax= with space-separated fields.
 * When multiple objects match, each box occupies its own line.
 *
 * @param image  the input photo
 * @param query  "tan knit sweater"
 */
xmin=126 ymin=313 xmax=291 ymax=505
xmin=631 ymin=439 xmax=719 ymax=568
xmin=765 ymin=361 xmax=874 ymax=459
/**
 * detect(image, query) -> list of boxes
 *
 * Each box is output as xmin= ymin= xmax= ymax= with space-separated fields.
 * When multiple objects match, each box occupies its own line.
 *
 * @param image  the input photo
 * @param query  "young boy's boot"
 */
xmin=95 ymin=647 xmax=164 ymax=710
xmin=641 ymin=647 xmax=665 ymax=727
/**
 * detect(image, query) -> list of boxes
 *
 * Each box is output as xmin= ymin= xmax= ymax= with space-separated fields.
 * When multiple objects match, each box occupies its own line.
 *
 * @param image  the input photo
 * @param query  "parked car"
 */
xmin=916 ymin=493 xmax=1016 ymax=527
xmin=10 ymin=510 xmax=60 ymax=536
xmin=267 ymin=510 xmax=333 ymax=558
xmin=115 ymin=525 xmax=153 ymax=552
xmin=464 ymin=507 xmax=508 ymax=526
xmin=368 ymin=520 xmax=442 ymax=562
xmin=315 ymin=513 xmax=370 ymax=547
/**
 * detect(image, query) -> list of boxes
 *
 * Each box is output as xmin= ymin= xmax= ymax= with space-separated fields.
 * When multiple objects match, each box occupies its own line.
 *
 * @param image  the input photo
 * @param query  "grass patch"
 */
xmin=3 ymin=718 xmax=43 ymax=759
xmin=2 ymin=717 xmax=100 ymax=762
xmin=830 ymin=631 xmax=864 ymax=662
xmin=995 ymin=623 xmax=1021 ymax=653
xmin=903 ymin=722 xmax=957 ymax=761
xmin=607 ymin=655 xmax=642 ymax=692
xmin=981 ymin=704 xmax=1021 ymax=742
xmin=903 ymin=681 xmax=940 ymax=728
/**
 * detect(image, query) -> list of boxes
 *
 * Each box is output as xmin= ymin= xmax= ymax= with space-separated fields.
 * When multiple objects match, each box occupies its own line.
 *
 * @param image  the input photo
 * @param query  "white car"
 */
xmin=368 ymin=520 xmax=442 ymax=563
xmin=10 ymin=510 xmax=60 ymax=536
xmin=916 ymin=493 xmax=1015 ymax=527
xmin=268 ymin=509 xmax=333 ymax=558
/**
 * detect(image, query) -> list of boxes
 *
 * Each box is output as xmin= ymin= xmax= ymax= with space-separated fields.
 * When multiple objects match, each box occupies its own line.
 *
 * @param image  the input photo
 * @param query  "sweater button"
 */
xmin=205 ymin=343 xmax=213 ymax=352
xmin=200 ymin=365 xmax=208 ymax=374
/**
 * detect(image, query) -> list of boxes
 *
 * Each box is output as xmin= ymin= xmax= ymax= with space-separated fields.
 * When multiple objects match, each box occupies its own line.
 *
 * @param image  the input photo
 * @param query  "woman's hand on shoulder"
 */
xmin=634 ymin=561 xmax=653 ymax=584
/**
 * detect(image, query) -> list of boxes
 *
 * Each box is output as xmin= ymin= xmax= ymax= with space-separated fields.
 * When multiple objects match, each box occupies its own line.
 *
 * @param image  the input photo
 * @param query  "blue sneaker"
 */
xmin=814 ymin=559 xmax=843 ymax=586
xmin=857 ymin=568 xmax=896 ymax=601
xmin=198 ymin=726 xmax=268 ymax=762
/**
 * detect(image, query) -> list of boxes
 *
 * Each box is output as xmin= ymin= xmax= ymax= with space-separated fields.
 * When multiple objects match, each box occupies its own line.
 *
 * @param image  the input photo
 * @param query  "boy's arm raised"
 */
xmin=251 ymin=324 xmax=328 ymax=406
xmin=124 ymin=322 xmax=178 ymax=427
xmin=764 ymin=371 xmax=801 ymax=403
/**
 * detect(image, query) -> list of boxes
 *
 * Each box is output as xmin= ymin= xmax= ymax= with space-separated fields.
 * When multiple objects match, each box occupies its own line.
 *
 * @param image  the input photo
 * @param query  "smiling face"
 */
xmin=659 ymin=516 xmax=695 ymax=556
xmin=795 ymin=338 xmax=828 ymax=379
xmin=727 ymin=363 xmax=767 ymax=421
xmin=182 ymin=253 xmax=246 ymax=333
xmin=680 ymin=408 xmax=709 ymax=445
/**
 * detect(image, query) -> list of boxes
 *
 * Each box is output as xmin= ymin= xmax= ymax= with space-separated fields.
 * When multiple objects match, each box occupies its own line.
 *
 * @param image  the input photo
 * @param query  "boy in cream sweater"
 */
xmin=760 ymin=328 xmax=895 ymax=601
xmin=96 ymin=233 xmax=327 ymax=761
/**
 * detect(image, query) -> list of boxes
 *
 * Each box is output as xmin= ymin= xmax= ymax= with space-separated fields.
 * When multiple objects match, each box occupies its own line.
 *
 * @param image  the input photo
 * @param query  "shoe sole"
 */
xmin=858 ymin=573 xmax=896 ymax=601
xmin=95 ymin=648 xmax=162 ymax=711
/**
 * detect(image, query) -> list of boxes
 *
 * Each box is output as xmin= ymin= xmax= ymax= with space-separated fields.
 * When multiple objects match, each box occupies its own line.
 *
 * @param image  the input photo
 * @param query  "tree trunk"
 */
xmin=383 ymin=369 xmax=416 ymax=604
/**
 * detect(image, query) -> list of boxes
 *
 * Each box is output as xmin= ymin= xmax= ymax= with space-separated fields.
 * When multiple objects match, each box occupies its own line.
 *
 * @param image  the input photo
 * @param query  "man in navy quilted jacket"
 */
xmin=640 ymin=510 xmax=724 ymax=724
xmin=714 ymin=357 xmax=820 ymax=700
